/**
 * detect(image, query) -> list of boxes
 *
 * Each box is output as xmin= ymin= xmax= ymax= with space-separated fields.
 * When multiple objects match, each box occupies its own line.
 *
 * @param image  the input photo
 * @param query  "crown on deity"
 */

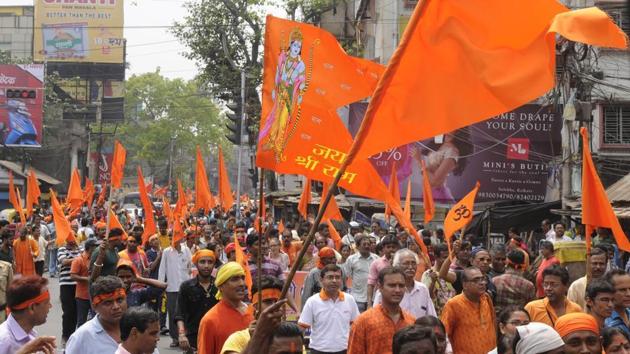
xmin=289 ymin=27 xmax=303 ymax=42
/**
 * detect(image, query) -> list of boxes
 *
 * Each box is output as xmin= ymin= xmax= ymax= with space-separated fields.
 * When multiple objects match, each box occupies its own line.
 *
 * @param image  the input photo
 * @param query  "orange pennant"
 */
xmin=14 ymin=187 xmax=26 ymax=225
xmin=319 ymin=182 xmax=343 ymax=221
xmin=233 ymin=234 xmax=252 ymax=294
xmin=174 ymin=179 xmax=187 ymax=219
xmin=278 ymin=219 xmax=285 ymax=234
xmin=51 ymin=189 xmax=75 ymax=246
xmin=83 ymin=177 xmax=95 ymax=208
xmin=580 ymin=128 xmax=630 ymax=252
xmin=347 ymin=1 xmax=627 ymax=161
xmin=111 ymin=141 xmax=127 ymax=189
xmin=195 ymin=147 xmax=215 ymax=213
xmin=67 ymin=168 xmax=84 ymax=210
xmin=385 ymin=164 xmax=400 ymax=223
xmin=326 ymin=219 xmax=342 ymax=251
xmin=137 ymin=167 xmax=157 ymax=245
xmin=109 ymin=209 xmax=128 ymax=241
xmin=421 ymin=160 xmax=435 ymax=224
xmin=444 ymin=182 xmax=480 ymax=253
xmin=218 ymin=147 xmax=234 ymax=211
xmin=162 ymin=195 xmax=173 ymax=225
xmin=297 ymin=178 xmax=311 ymax=219
xmin=26 ymin=169 xmax=41 ymax=218
xmin=97 ymin=182 xmax=108 ymax=206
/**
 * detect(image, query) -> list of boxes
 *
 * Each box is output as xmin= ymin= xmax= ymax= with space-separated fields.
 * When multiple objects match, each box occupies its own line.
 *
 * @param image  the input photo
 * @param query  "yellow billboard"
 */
xmin=34 ymin=0 xmax=124 ymax=64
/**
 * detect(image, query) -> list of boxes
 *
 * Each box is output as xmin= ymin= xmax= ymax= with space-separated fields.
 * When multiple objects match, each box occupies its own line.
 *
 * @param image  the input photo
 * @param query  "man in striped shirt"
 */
xmin=57 ymin=237 xmax=82 ymax=344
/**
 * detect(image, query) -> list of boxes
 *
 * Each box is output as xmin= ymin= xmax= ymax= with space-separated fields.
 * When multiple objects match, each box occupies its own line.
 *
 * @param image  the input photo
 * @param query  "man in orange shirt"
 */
xmin=280 ymin=230 xmax=301 ymax=267
xmin=348 ymin=266 xmax=415 ymax=354
xmin=13 ymin=225 xmax=38 ymax=276
xmin=197 ymin=262 xmax=254 ymax=354
xmin=525 ymin=265 xmax=582 ymax=327
xmin=70 ymin=239 xmax=98 ymax=327
xmin=440 ymin=267 xmax=496 ymax=354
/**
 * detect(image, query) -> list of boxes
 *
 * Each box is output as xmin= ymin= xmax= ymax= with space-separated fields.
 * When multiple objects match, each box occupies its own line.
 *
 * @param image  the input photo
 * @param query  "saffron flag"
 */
xmin=580 ymin=128 xmax=630 ymax=252
xmin=297 ymin=177 xmax=311 ymax=219
xmin=327 ymin=219 xmax=342 ymax=250
xmin=421 ymin=160 xmax=435 ymax=224
xmin=403 ymin=178 xmax=412 ymax=223
xmin=109 ymin=209 xmax=128 ymax=240
xmin=195 ymin=147 xmax=215 ymax=212
xmin=347 ymin=1 xmax=627 ymax=161
xmin=278 ymin=219 xmax=285 ymax=233
xmin=385 ymin=164 xmax=400 ymax=223
xmin=83 ymin=177 xmax=95 ymax=208
xmin=14 ymin=187 xmax=26 ymax=225
xmin=218 ymin=147 xmax=234 ymax=211
xmin=26 ymin=169 xmax=41 ymax=217
xmin=162 ymin=195 xmax=173 ymax=225
xmin=320 ymin=182 xmax=343 ymax=221
xmin=137 ymin=167 xmax=157 ymax=245
xmin=51 ymin=189 xmax=75 ymax=246
xmin=67 ymin=168 xmax=84 ymax=210
xmin=171 ymin=216 xmax=185 ymax=248
xmin=8 ymin=172 xmax=19 ymax=215
xmin=97 ymin=183 xmax=108 ymax=206
xmin=174 ymin=179 xmax=187 ymax=219
xmin=444 ymin=182 xmax=480 ymax=253
xmin=233 ymin=233 xmax=253 ymax=294
xmin=111 ymin=140 xmax=127 ymax=189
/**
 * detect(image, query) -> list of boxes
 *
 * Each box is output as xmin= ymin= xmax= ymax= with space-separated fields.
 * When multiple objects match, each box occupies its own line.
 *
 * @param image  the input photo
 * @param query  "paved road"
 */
xmin=38 ymin=276 xmax=181 ymax=354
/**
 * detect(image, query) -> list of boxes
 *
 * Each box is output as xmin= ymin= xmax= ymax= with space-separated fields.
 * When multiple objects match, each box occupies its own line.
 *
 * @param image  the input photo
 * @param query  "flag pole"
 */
xmin=256 ymin=168 xmax=265 ymax=313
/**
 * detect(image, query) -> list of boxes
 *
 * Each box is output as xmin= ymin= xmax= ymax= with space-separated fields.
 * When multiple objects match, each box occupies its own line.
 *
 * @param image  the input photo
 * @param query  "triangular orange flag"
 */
xmin=347 ymin=2 xmax=627 ymax=161
xmin=298 ymin=178 xmax=311 ymax=219
xmin=137 ymin=167 xmax=157 ymax=245
xmin=171 ymin=216 xmax=185 ymax=248
xmin=444 ymin=182 xmax=480 ymax=254
xmin=162 ymin=195 xmax=173 ymax=225
xmin=195 ymin=147 xmax=215 ymax=213
xmin=326 ymin=219 xmax=342 ymax=250
xmin=108 ymin=209 xmax=128 ymax=240
xmin=26 ymin=169 xmax=41 ymax=218
xmin=111 ymin=140 xmax=127 ymax=189
xmin=581 ymin=128 xmax=630 ymax=252
xmin=83 ymin=177 xmax=95 ymax=208
xmin=51 ymin=189 xmax=75 ymax=246
xmin=278 ymin=219 xmax=285 ymax=233
xmin=421 ymin=160 xmax=435 ymax=224
xmin=385 ymin=164 xmax=400 ymax=223
xmin=97 ymin=183 xmax=108 ymax=206
xmin=13 ymin=186 xmax=26 ymax=225
xmin=233 ymin=235 xmax=252 ymax=294
xmin=174 ymin=179 xmax=187 ymax=219
xmin=319 ymin=182 xmax=343 ymax=221
xmin=218 ymin=147 xmax=234 ymax=211
xmin=403 ymin=178 xmax=412 ymax=223
xmin=67 ymin=168 xmax=84 ymax=210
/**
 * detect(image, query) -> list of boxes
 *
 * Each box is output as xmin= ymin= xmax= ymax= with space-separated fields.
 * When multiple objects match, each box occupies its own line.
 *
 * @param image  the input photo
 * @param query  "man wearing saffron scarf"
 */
xmin=197 ymin=262 xmax=254 ymax=354
xmin=301 ymin=247 xmax=347 ymax=310
xmin=12 ymin=226 xmax=38 ymax=277
xmin=0 ymin=276 xmax=53 ymax=354
xmin=555 ymin=313 xmax=602 ymax=354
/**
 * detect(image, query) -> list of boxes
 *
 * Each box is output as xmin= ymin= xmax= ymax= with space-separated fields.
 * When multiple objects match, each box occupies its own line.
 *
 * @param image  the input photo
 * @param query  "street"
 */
xmin=38 ymin=277 xmax=181 ymax=354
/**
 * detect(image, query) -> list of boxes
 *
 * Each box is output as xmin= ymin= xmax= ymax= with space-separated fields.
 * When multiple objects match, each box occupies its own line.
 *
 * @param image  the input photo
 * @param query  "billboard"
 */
xmin=348 ymin=104 xmax=562 ymax=203
xmin=0 ymin=64 xmax=45 ymax=147
xmin=91 ymin=151 xmax=114 ymax=185
xmin=34 ymin=0 xmax=124 ymax=64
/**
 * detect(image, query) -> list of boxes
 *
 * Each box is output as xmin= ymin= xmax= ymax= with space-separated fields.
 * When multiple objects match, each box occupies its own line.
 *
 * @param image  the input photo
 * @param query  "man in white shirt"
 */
xmin=341 ymin=221 xmax=361 ymax=249
xmin=299 ymin=263 xmax=359 ymax=354
xmin=31 ymin=226 xmax=47 ymax=276
xmin=550 ymin=222 xmax=573 ymax=244
xmin=344 ymin=234 xmax=378 ymax=312
xmin=158 ymin=238 xmax=192 ymax=347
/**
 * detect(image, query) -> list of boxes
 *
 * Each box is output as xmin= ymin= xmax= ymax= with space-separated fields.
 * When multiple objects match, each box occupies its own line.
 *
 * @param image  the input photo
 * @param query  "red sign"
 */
xmin=91 ymin=152 xmax=113 ymax=185
xmin=507 ymin=137 xmax=530 ymax=160
xmin=0 ymin=65 xmax=44 ymax=147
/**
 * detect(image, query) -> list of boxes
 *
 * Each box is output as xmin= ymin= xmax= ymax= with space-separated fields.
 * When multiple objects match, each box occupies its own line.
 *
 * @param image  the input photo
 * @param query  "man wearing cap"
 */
xmin=302 ymin=247 xmax=348 ymax=310
xmin=91 ymin=228 xmax=125 ymax=280
xmin=197 ymin=261 xmax=254 ymax=354
xmin=555 ymin=313 xmax=602 ymax=354
xmin=66 ymin=276 xmax=129 ymax=353
xmin=70 ymin=238 xmax=98 ymax=327
xmin=0 ymin=276 xmax=52 ymax=354
xmin=176 ymin=249 xmax=219 ymax=353
xmin=342 ymin=222 xmax=361 ymax=249
xmin=513 ymin=322 xmax=565 ymax=354
xmin=224 ymin=243 xmax=237 ymax=263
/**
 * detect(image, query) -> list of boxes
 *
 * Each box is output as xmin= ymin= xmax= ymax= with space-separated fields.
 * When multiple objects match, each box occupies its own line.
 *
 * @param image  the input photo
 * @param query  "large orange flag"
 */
xmin=385 ymin=164 xmax=400 ymax=223
xmin=403 ymin=178 xmax=412 ymax=223
xmin=195 ymin=147 xmax=215 ymax=212
xmin=67 ymin=168 xmax=84 ymax=210
xmin=111 ymin=141 xmax=127 ymax=189
xmin=297 ymin=178 xmax=311 ymax=219
xmin=233 ymin=234 xmax=252 ymax=294
xmin=319 ymin=182 xmax=343 ymax=221
xmin=51 ymin=189 xmax=75 ymax=246
xmin=26 ymin=169 xmax=41 ymax=217
xmin=218 ymin=147 xmax=234 ymax=211
xmin=581 ymin=128 xmax=630 ymax=252
xmin=421 ymin=160 xmax=435 ymax=224
xmin=83 ymin=177 xmax=95 ymax=208
xmin=444 ymin=182 xmax=480 ymax=252
xmin=348 ymin=2 xmax=627 ymax=161
xmin=137 ymin=167 xmax=157 ymax=245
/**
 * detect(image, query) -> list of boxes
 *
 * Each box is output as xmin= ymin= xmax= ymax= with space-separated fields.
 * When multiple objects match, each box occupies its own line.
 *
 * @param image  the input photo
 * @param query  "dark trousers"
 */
xmin=34 ymin=261 xmax=44 ymax=276
xmin=356 ymin=302 xmax=368 ymax=313
xmin=60 ymin=285 xmax=77 ymax=340
xmin=76 ymin=298 xmax=91 ymax=328
xmin=166 ymin=291 xmax=179 ymax=342
xmin=310 ymin=350 xmax=347 ymax=354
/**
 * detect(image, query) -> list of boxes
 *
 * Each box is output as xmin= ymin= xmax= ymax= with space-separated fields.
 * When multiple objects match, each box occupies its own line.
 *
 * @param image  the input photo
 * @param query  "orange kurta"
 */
xmin=197 ymin=300 xmax=254 ymax=354
xmin=13 ymin=237 xmax=38 ymax=276
xmin=347 ymin=304 xmax=415 ymax=354
xmin=440 ymin=293 xmax=496 ymax=354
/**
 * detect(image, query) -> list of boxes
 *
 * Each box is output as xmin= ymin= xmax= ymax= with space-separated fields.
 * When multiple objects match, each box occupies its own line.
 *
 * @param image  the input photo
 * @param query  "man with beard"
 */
xmin=197 ymin=262 xmax=254 ymax=354
xmin=176 ymin=250 xmax=219 ymax=353
xmin=66 ymin=276 xmax=128 ymax=353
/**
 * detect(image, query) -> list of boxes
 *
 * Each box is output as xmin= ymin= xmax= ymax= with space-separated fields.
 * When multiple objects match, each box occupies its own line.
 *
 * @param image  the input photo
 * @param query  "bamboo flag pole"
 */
xmin=256 ymin=168 xmax=265 ymax=313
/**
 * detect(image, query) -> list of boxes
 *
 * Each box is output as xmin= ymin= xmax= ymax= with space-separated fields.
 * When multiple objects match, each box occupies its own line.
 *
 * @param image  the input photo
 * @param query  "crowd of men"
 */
xmin=0 ymin=200 xmax=629 ymax=354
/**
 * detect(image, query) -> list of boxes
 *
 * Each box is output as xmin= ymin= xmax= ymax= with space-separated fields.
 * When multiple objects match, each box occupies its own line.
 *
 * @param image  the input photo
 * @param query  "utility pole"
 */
xmin=235 ymin=70 xmax=246 ymax=220
xmin=168 ymin=136 xmax=175 ymax=200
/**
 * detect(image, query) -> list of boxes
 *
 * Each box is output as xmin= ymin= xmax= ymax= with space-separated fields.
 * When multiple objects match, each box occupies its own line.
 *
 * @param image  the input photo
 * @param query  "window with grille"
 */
xmin=603 ymin=105 xmax=630 ymax=145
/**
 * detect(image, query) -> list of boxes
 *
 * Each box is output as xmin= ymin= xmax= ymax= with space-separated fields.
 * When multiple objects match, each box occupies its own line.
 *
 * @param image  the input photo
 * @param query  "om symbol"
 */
xmin=452 ymin=205 xmax=471 ymax=222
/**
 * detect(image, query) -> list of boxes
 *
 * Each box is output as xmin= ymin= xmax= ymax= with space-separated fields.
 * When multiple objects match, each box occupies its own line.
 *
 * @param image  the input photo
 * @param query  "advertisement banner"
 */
xmin=348 ymin=104 xmax=562 ymax=203
xmin=91 ymin=152 xmax=114 ymax=186
xmin=34 ymin=0 xmax=124 ymax=64
xmin=0 ymin=64 xmax=45 ymax=147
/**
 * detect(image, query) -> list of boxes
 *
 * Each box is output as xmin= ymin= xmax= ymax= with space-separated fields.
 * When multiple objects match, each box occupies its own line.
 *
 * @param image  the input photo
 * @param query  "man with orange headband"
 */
xmin=197 ymin=261 xmax=254 ymax=354
xmin=0 ymin=276 xmax=52 ymax=354
xmin=301 ymin=247 xmax=347 ymax=310
xmin=555 ymin=313 xmax=602 ymax=354
xmin=91 ymin=228 xmax=125 ymax=281
xmin=176 ymin=249 xmax=219 ymax=353
xmin=221 ymin=275 xmax=284 ymax=354
xmin=66 ymin=276 xmax=128 ymax=353
xmin=492 ymin=250 xmax=535 ymax=315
